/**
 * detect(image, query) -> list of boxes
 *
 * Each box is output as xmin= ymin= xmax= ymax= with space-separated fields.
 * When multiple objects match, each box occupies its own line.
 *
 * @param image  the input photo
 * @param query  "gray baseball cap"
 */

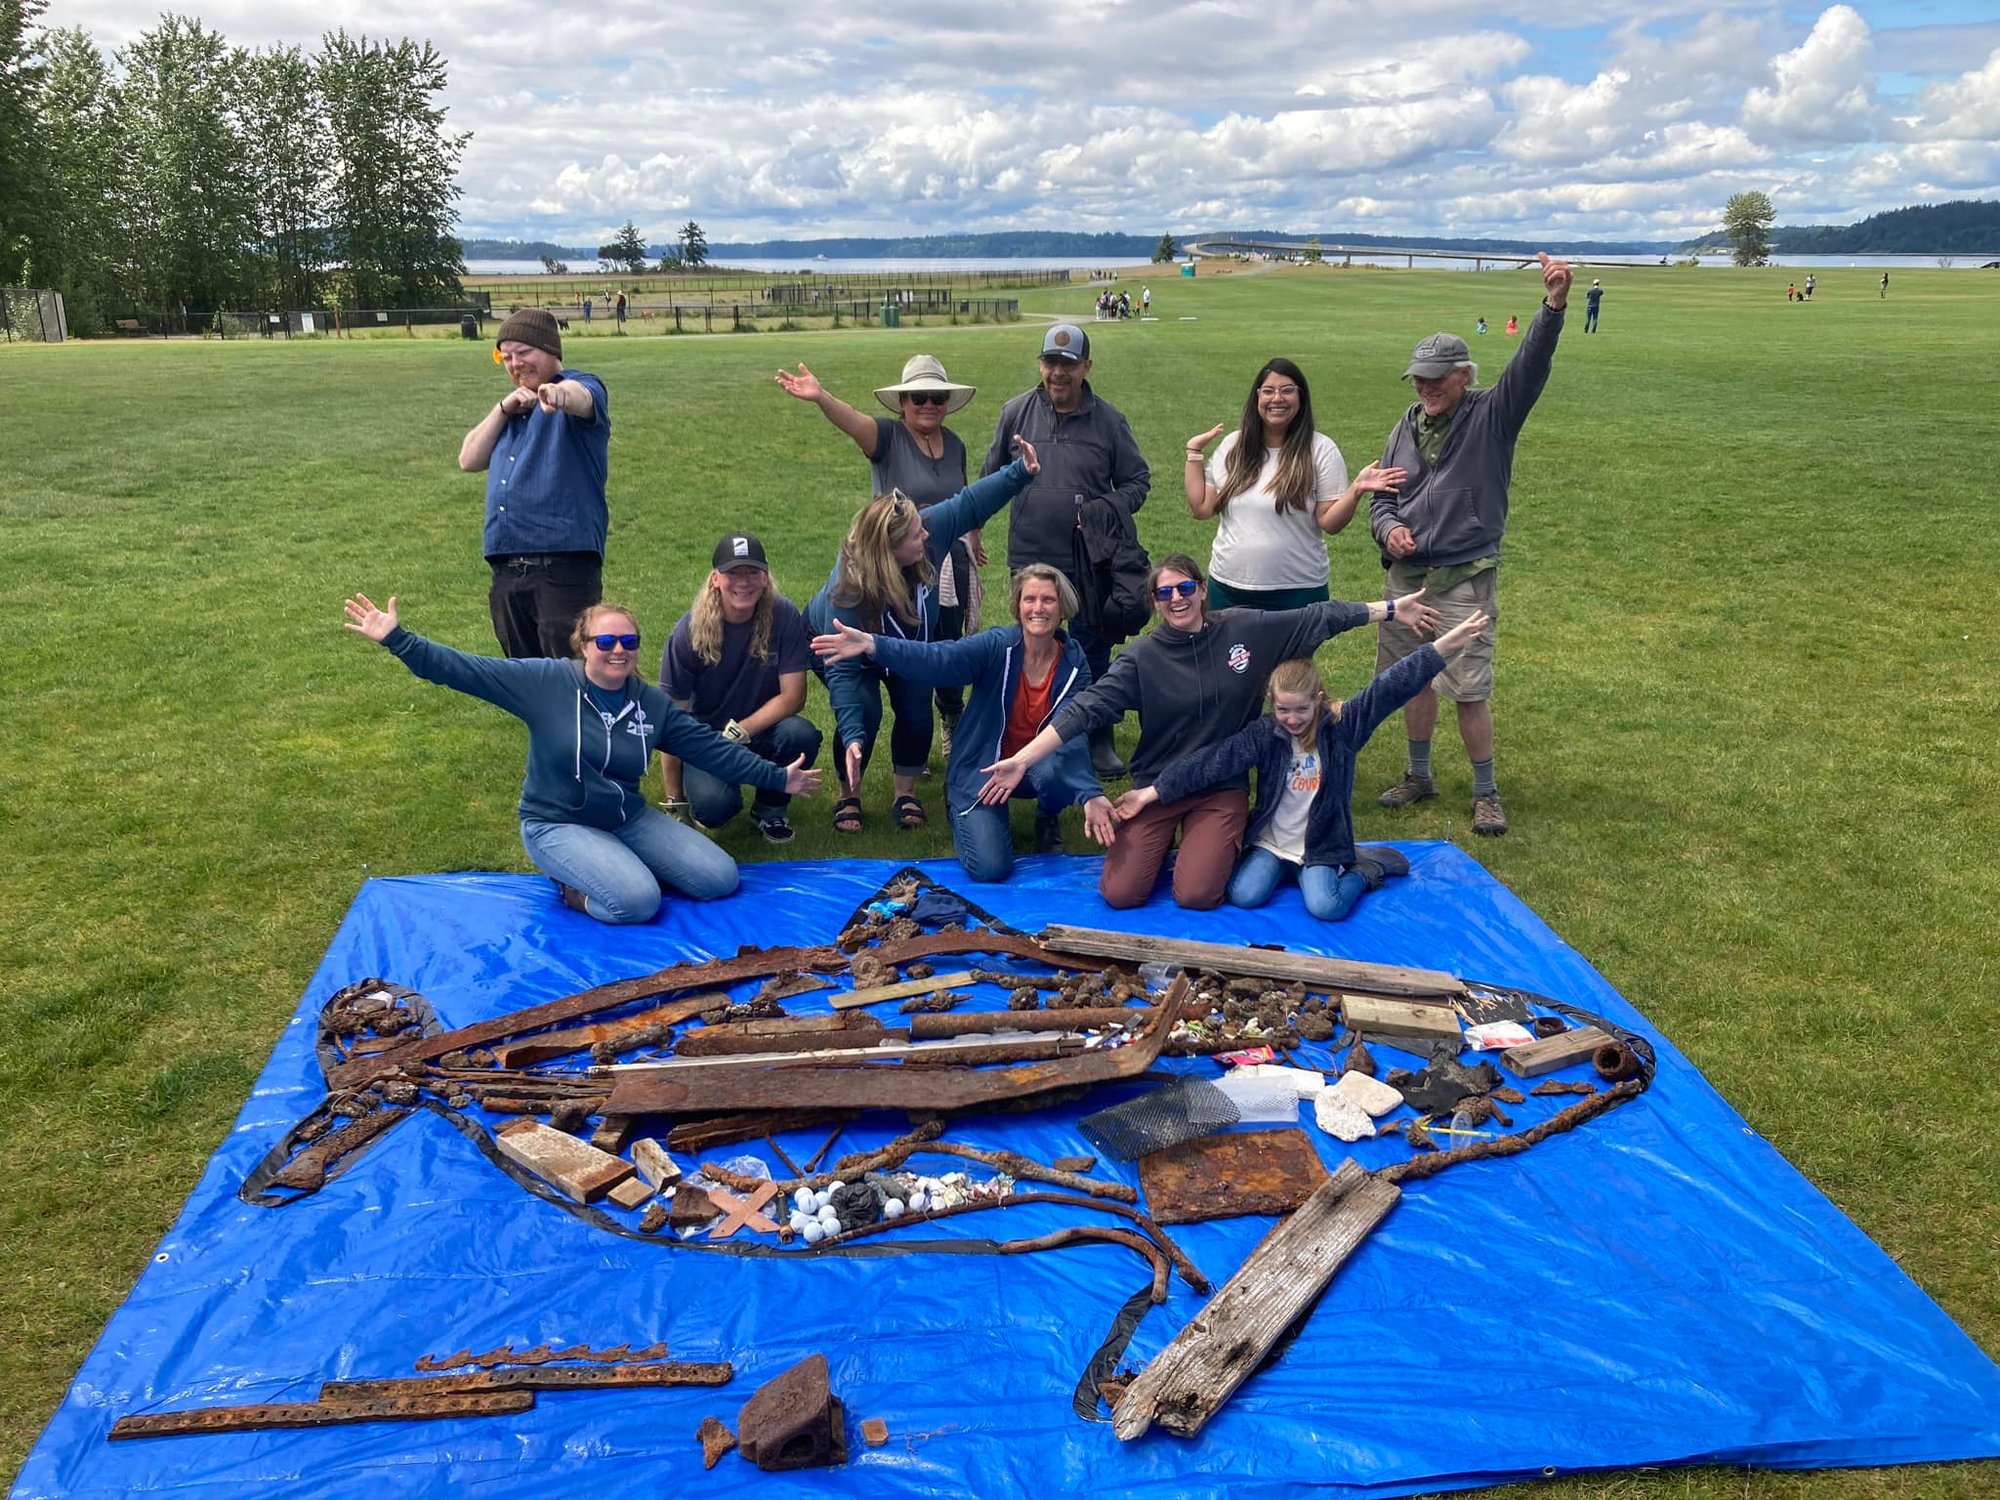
xmin=1041 ymin=323 xmax=1090 ymax=362
xmin=1403 ymin=332 xmax=1470 ymax=379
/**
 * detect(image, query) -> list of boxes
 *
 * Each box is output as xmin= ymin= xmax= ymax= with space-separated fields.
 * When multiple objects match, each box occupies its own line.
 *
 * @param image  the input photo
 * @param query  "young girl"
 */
xmin=1111 ymin=612 xmax=1487 ymax=920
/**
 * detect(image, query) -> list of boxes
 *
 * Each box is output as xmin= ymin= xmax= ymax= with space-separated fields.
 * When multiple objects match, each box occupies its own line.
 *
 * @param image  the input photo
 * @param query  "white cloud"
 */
xmin=1742 ymin=5 xmax=1882 ymax=145
xmin=1915 ymin=48 xmax=2000 ymax=141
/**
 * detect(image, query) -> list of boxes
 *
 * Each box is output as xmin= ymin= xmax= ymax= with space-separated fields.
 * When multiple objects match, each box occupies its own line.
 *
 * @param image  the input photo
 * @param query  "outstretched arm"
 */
xmin=775 ymin=362 xmax=881 ymax=459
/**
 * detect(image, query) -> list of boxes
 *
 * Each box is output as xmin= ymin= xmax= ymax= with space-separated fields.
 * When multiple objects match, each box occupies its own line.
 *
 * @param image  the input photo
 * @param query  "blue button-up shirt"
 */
xmin=482 ymin=369 xmax=612 ymax=558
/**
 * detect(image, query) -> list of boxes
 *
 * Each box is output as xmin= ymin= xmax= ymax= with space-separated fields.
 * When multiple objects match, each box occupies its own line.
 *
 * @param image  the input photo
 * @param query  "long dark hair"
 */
xmin=1217 ymin=357 xmax=1319 ymax=514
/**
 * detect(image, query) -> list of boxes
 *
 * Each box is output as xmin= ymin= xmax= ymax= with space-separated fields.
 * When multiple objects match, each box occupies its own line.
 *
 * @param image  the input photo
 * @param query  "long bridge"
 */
xmin=1186 ymin=236 xmax=1659 ymax=270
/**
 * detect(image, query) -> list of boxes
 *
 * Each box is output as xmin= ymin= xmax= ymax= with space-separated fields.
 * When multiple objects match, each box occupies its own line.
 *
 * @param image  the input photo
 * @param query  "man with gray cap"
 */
xmin=982 ymin=322 xmax=1151 ymax=777
xmin=457 ymin=307 xmax=611 ymax=657
xmin=1361 ymin=251 xmax=1571 ymax=836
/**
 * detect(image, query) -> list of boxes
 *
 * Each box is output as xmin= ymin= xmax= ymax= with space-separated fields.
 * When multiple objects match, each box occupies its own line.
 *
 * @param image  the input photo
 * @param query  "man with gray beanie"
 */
xmin=457 ymin=307 xmax=612 ymax=657
xmin=1359 ymin=251 xmax=1571 ymax=836
xmin=982 ymin=321 xmax=1150 ymax=777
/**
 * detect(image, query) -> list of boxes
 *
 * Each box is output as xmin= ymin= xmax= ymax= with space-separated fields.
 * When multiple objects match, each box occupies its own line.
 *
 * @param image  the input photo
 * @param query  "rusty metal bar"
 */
xmin=320 ymin=1362 xmax=733 ymax=1402
xmin=109 ymin=1390 xmax=532 ymax=1440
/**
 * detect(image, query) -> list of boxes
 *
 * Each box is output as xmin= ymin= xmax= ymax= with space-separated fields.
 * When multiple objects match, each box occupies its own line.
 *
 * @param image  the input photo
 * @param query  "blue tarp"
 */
xmin=16 ymin=844 xmax=2000 ymax=1497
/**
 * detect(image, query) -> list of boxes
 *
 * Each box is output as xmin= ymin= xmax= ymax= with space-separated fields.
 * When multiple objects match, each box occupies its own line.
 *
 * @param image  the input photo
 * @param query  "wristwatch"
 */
xmin=1385 ymin=597 xmax=1397 ymax=622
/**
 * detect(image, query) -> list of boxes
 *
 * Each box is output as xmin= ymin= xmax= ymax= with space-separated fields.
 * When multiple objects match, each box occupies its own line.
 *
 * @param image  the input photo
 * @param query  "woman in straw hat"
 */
xmin=777 ymin=354 xmax=987 ymax=755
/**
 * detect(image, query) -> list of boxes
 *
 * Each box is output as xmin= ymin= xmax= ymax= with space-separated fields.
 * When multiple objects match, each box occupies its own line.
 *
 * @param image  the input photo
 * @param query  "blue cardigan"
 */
xmin=805 ymin=457 xmax=1032 ymax=754
xmin=869 ymin=625 xmax=1100 ymax=812
xmin=1150 ymin=645 xmax=1444 ymax=868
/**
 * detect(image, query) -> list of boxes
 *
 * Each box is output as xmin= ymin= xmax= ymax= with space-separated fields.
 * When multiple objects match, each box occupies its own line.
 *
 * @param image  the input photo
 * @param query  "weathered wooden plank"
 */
xmin=1037 ymin=926 xmax=1460 ymax=999
xmin=829 ymin=972 xmax=977 ymax=1011
xmin=1341 ymin=993 xmax=1464 ymax=1043
xmin=493 ymin=1119 xmax=634 ymax=1202
xmin=1499 ymin=1026 xmax=1611 ymax=1079
xmin=1112 ymin=1160 xmax=1400 ymax=1440
xmin=631 ymin=1137 xmax=682 ymax=1188
xmin=606 ymin=1176 xmax=655 ymax=1209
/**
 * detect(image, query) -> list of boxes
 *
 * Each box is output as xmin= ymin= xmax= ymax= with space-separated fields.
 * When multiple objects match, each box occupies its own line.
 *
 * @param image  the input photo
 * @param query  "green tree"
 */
xmin=1152 ymin=232 xmax=1175 ymax=264
xmin=238 ymin=44 xmax=328 ymax=307
xmin=678 ymin=219 xmax=707 ymax=268
xmin=598 ymin=219 xmax=647 ymax=274
xmin=655 ymin=246 xmax=683 ymax=272
xmin=1722 ymin=191 xmax=1775 ymax=267
xmin=1303 ymin=235 xmax=1323 ymax=264
xmin=27 ymin=26 xmax=127 ymax=332
xmin=539 ymin=254 xmax=568 ymax=275
xmin=119 ymin=16 xmax=255 ymax=317
xmin=319 ymin=31 xmax=466 ymax=308
xmin=0 ymin=0 xmax=48 ymax=282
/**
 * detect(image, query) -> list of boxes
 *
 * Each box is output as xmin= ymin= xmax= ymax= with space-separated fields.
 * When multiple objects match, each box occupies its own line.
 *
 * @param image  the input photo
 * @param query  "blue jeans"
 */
xmin=815 ymin=660 xmax=934 ymax=779
xmin=521 ymin=806 xmax=739 ymax=924
xmin=1227 ymin=846 xmax=1369 ymax=922
xmin=683 ymin=715 xmax=821 ymax=828
xmin=950 ymin=764 xmax=1073 ymax=882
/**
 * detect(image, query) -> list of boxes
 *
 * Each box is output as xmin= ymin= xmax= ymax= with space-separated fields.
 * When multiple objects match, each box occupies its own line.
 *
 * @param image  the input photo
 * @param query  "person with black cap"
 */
xmin=457 ymin=307 xmax=611 ymax=658
xmin=657 ymin=533 xmax=821 ymax=843
xmin=1360 ymin=250 xmax=1572 ymax=837
xmin=981 ymin=321 xmax=1151 ymax=778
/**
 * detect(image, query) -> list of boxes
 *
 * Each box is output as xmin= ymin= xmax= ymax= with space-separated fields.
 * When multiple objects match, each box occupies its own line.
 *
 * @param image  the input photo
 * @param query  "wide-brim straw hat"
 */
xmin=875 ymin=354 xmax=976 ymax=414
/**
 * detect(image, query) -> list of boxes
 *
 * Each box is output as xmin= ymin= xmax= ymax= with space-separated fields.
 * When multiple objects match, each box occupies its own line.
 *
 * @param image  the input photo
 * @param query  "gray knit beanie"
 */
xmin=495 ymin=307 xmax=562 ymax=359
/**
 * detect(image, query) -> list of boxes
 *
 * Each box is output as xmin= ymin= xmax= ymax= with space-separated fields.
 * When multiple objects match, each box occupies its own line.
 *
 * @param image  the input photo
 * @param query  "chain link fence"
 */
xmin=1 ymin=288 xmax=68 ymax=343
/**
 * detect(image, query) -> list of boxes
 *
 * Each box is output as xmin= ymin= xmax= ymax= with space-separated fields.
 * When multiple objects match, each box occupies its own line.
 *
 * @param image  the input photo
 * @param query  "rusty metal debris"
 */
xmin=1531 ymin=1079 xmax=1599 ymax=1097
xmin=697 ymin=1414 xmax=739 ymax=1469
xmin=321 ymin=1363 xmax=732 ymax=1401
xmin=269 ymin=1106 xmax=409 ymax=1192
xmin=737 ymin=1353 xmax=846 ymax=1470
xmin=415 ymin=1341 xmax=671 ymax=1372
xmin=109 ymin=1391 xmax=532 ymax=1440
xmin=1138 ymin=1128 xmax=1328 ymax=1225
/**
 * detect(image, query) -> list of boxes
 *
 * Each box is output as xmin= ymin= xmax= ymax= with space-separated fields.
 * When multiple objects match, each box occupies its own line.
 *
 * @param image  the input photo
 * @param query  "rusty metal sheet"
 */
xmin=676 ymin=1013 xmax=893 ymax=1057
xmin=605 ymin=976 xmax=1190 ymax=1117
xmin=1137 ymin=1127 xmax=1330 ymax=1224
xmin=320 ymin=1362 xmax=733 ymax=1402
xmin=108 ymin=1391 xmax=532 ymax=1439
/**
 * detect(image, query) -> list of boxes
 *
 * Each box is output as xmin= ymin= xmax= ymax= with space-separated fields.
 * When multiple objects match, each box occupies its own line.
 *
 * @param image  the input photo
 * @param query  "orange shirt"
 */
xmin=1002 ymin=653 xmax=1059 ymax=758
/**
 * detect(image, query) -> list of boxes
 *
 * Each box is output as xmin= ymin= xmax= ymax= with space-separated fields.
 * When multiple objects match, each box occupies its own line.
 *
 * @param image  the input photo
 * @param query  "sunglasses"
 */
xmin=1153 ymin=580 xmax=1201 ymax=601
xmin=904 ymin=391 xmax=949 ymax=407
xmin=590 ymin=633 xmax=641 ymax=652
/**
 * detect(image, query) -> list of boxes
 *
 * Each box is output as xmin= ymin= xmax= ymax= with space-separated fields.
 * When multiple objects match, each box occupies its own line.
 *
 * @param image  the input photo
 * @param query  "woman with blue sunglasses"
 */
xmin=343 ymin=594 xmax=822 ymax=923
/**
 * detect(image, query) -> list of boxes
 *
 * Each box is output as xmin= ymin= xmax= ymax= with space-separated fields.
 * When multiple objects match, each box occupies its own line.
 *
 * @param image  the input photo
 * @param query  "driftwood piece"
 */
xmin=1499 ymin=1026 xmax=1612 ymax=1079
xmin=830 ymin=972 xmax=978 ymax=1011
xmin=918 ymin=1140 xmax=1137 ymax=1202
xmin=1340 ymin=993 xmax=1464 ymax=1044
xmin=1037 ymin=925 xmax=1461 ymax=999
xmin=1112 ymin=1160 xmax=1400 ymax=1440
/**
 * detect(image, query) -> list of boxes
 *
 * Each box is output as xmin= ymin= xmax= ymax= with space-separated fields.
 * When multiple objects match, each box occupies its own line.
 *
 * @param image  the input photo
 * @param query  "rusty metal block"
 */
xmin=1137 ymin=1127 xmax=1329 ymax=1224
xmin=736 ymin=1353 xmax=846 ymax=1470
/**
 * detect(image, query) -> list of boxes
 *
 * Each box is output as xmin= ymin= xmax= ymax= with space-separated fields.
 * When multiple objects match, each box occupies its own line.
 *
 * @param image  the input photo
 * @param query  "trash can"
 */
xmin=460 ymin=314 xmax=480 ymax=340
xmin=881 ymin=300 xmax=900 ymax=328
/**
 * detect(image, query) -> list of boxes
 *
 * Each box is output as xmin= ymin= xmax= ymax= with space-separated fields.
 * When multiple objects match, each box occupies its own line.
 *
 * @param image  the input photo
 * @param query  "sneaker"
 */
xmin=1377 ymin=772 xmax=1437 ymax=809
xmin=1035 ymin=814 xmax=1064 ymax=854
xmin=1471 ymin=793 xmax=1509 ymax=837
xmin=752 ymin=807 xmax=796 ymax=844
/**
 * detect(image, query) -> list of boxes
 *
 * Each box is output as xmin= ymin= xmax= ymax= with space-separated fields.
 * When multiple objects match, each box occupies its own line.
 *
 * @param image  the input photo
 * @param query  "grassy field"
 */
xmin=2 ymin=262 xmax=1996 ymax=1496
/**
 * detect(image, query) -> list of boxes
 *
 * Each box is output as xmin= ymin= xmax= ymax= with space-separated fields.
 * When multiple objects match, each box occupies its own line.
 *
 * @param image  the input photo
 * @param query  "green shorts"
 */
xmin=1375 ymin=564 xmax=1498 ymax=703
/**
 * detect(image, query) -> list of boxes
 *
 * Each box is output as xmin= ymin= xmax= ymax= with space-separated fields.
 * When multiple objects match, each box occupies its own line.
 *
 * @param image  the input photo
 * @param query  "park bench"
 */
xmin=114 ymin=319 xmax=144 ymax=336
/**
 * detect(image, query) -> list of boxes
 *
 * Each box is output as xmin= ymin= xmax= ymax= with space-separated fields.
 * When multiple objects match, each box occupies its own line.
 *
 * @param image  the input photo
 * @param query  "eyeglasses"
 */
xmin=1153 ymin=580 xmax=1201 ymax=601
xmin=1257 ymin=384 xmax=1300 ymax=398
xmin=904 ymin=391 xmax=949 ymax=407
xmin=590 ymin=633 xmax=641 ymax=651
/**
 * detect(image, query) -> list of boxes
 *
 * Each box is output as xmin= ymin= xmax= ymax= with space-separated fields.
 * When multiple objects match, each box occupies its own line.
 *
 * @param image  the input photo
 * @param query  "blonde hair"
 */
xmin=1009 ymin=562 xmax=1078 ymax=621
xmin=569 ymin=600 xmax=639 ymax=658
xmin=830 ymin=491 xmax=932 ymax=630
xmin=688 ymin=569 xmax=776 ymax=666
xmin=1268 ymin=657 xmax=1339 ymax=741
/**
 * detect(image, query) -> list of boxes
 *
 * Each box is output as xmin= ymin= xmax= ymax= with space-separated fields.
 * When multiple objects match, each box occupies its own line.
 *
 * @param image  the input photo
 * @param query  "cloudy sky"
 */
xmin=45 ymin=0 xmax=2000 ymax=245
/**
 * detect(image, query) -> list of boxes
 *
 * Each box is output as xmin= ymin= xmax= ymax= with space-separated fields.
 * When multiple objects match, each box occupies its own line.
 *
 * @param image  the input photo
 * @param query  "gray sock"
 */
xmin=1407 ymin=740 xmax=1433 ymax=781
xmin=1471 ymin=757 xmax=1498 ymax=797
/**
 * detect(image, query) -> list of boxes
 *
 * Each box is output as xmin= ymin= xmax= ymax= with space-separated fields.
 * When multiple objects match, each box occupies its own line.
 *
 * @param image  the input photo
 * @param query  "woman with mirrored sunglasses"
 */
xmin=777 ymin=353 xmax=988 ymax=753
xmin=1184 ymin=357 xmax=1397 ymax=611
xmin=976 ymin=553 xmax=1437 ymax=910
xmin=343 ymin=593 xmax=822 ymax=923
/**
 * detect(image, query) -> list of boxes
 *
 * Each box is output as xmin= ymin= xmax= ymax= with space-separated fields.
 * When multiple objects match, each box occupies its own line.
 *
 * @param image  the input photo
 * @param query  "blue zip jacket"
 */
xmin=868 ymin=625 xmax=1100 ymax=811
xmin=1150 ymin=644 xmax=1444 ymax=868
xmin=805 ymin=457 xmax=1033 ymax=753
xmin=383 ymin=626 xmax=785 ymax=829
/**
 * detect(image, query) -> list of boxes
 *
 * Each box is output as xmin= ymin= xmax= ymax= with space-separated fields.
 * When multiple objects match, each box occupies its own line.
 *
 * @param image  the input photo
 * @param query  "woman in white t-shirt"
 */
xmin=1183 ymin=358 xmax=1401 ymax=611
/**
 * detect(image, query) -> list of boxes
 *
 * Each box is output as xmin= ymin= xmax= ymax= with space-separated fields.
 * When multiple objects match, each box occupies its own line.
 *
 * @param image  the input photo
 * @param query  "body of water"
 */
xmin=465 ymin=255 xmax=1113 ymax=276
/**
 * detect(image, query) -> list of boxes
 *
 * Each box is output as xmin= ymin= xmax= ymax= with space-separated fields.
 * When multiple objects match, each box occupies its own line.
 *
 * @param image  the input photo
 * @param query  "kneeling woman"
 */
xmin=812 ymin=563 xmax=1115 ymax=881
xmin=804 ymin=436 xmax=1039 ymax=833
xmin=342 ymin=593 xmax=821 ymax=923
xmin=1112 ymin=614 xmax=1486 ymax=921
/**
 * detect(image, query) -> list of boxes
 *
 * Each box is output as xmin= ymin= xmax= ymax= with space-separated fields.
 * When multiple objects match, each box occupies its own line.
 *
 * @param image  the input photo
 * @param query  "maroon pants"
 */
xmin=1101 ymin=789 xmax=1249 ymax=910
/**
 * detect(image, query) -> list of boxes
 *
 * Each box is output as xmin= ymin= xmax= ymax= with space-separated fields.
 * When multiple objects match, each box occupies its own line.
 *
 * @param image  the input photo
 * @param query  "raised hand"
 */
xmin=977 ymin=754 xmax=1028 ymax=806
xmin=536 ymin=381 xmax=570 ymax=415
xmin=1434 ymin=611 xmax=1491 ymax=656
xmin=342 ymin=592 xmax=399 ymax=642
xmin=500 ymin=385 xmax=539 ymax=415
xmin=1353 ymin=462 xmax=1406 ymax=495
xmin=782 ymin=756 xmax=824 ymax=797
xmin=1082 ymin=796 xmax=1119 ymax=847
xmin=1186 ymin=423 xmax=1225 ymax=453
xmin=1010 ymin=435 xmax=1041 ymax=474
xmin=775 ymin=363 xmax=822 ymax=401
xmin=1539 ymin=251 xmax=1573 ymax=308
xmin=810 ymin=619 xmax=874 ymax=663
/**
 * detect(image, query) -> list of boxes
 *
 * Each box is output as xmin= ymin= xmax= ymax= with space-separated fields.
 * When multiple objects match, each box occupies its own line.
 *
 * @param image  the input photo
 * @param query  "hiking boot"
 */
xmin=1088 ymin=727 xmax=1128 ymax=779
xmin=1471 ymin=792 xmax=1509 ymax=837
xmin=937 ymin=712 xmax=957 ymax=761
xmin=752 ymin=807 xmax=796 ymax=844
xmin=1377 ymin=772 xmax=1437 ymax=809
xmin=1035 ymin=814 xmax=1064 ymax=854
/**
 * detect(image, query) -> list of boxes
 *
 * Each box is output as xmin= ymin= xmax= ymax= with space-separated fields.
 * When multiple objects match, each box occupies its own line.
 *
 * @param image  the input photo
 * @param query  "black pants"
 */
xmin=487 ymin=552 xmax=602 ymax=658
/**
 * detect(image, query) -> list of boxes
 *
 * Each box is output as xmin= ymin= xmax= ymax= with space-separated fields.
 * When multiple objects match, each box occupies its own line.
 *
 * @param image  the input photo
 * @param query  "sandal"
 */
xmin=831 ymin=796 xmax=864 ymax=835
xmin=891 ymin=793 xmax=927 ymax=830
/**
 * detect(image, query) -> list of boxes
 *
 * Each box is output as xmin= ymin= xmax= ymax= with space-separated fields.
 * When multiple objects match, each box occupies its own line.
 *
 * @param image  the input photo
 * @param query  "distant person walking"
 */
xmin=583 ymin=295 xmax=592 ymax=322
xmin=1804 ymin=274 xmax=1816 ymax=301
xmin=1584 ymin=279 xmax=1602 ymax=332
xmin=457 ymin=308 xmax=611 ymax=659
xmin=1880 ymin=271 xmax=1890 ymax=299
xmin=1141 ymin=286 xmax=1152 ymax=315
xmin=615 ymin=290 xmax=628 ymax=329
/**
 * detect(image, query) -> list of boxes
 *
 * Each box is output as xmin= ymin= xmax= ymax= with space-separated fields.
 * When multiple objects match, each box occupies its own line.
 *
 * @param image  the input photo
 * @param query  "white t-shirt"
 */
xmin=1205 ymin=430 xmax=1348 ymax=592
xmin=1255 ymin=745 xmax=1321 ymax=863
